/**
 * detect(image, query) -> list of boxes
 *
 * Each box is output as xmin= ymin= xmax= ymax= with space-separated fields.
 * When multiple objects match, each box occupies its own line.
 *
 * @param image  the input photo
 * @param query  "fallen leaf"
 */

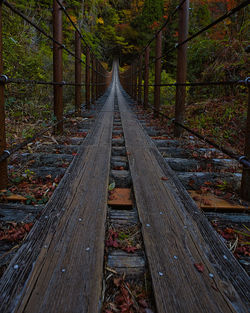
xmin=194 ymin=262 xmax=204 ymax=273
xmin=114 ymin=277 xmax=122 ymax=287
xmin=109 ymin=182 xmax=116 ymax=191
xmin=161 ymin=177 xmax=168 ymax=181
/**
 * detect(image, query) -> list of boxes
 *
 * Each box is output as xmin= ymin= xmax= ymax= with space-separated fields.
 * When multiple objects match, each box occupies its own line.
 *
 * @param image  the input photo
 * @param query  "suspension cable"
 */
xmin=145 ymin=104 xmax=250 ymax=168
xmin=0 ymin=111 xmax=77 ymax=163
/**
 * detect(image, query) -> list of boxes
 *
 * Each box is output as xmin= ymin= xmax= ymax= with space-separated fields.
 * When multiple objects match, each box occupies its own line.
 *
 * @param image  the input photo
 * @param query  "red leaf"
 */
xmin=113 ymin=277 xmax=122 ymax=287
xmin=161 ymin=177 xmax=168 ymax=181
xmin=194 ymin=263 xmax=204 ymax=273
xmin=24 ymin=223 xmax=33 ymax=232
xmin=138 ymin=299 xmax=148 ymax=308
xmin=124 ymin=246 xmax=137 ymax=253
xmin=112 ymin=240 xmax=119 ymax=248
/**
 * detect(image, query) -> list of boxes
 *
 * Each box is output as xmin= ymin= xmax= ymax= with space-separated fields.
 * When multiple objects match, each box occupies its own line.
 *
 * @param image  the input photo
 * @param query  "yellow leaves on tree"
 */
xmin=68 ymin=15 xmax=77 ymax=30
xmin=97 ymin=17 xmax=104 ymax=25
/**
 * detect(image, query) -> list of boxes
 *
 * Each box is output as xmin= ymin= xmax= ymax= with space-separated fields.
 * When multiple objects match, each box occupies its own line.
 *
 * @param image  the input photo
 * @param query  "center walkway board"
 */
xmin=116 ymin=76 xmax=250 ymax=311
xmin=0 ymin=80 xmax=116 ymax=313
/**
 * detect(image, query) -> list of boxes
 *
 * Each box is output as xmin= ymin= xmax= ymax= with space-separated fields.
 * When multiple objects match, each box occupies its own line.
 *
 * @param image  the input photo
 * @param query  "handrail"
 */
xmin=0 ymin=111 xmax=75 ymax=163
xmin=145 ymin=105 xmax=250 ymax=168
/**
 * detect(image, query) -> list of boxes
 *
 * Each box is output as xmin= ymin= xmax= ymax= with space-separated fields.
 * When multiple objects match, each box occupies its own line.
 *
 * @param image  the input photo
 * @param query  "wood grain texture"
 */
xmin=116 ymin=81 xmax=250 ymax=313
xmin=0 ymin=85 xmax=116 ymax=313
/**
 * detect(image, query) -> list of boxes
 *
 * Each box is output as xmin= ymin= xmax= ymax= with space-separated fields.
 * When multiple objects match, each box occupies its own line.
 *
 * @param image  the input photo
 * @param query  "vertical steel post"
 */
xmin=85 ymin=46 xmax=90 ymax=109
xmin=131 ymin=63 xmax=135 ymax=99
xmin=53 ymin=0 xmax=63 ymax=133
xmin=144 ymin=46 xmax=150 ymax=109
xmin=75 ymin=30 xmax=81 ymax=116
xmin=95 ymin=61 xmax=98 ymax=99
xmin=241 ymin=85 xmax=250 ymax=200
xmin=91 ymin=55 xmax=96 ymax=105
xmin=129 ymin=66 xmax=133 ymax=96
xmin=138 ymin=55 xmax=143 ymax=105
xmin=134 ymin=60 xmax=138 ymax=102
xmin=154 ymin=30 xmax=162 ymax=117
xmin=0 ymin=1 xmax=7 ymax=189
xmin=174 ymin=0 xmax=189 ymax=137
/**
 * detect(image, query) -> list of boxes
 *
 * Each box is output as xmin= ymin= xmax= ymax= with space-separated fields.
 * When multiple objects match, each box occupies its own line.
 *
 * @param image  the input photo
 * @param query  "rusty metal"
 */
xmin=241 ymin=85 xmax=250 ymax=200
xmin=95 ymin=61 xmax=98 ymax=99
xmin=131 ymin=64 xmax=134 ymax=99
xmin=138 ymin=55 xmax=143 ymax=105
xmin=144 ymin=47 xmax=150 ymax=108
xmin=0 ymin=77 xmax=84 ymax=86
xmin=154 ymin=30 xmax=162 ymax=117
xmin=85 ymin=46 xmax=90 ymax=109
xmin=53 ymin=0 xmax=63 ymax=134
xmin=134 ymin=61 xmax=138 ymax=101
xmin=0 ymin=1 xmax=7 ymax=188
xmin=75 ymin=30 xmax=81 ymax=116
xmin=174 ymin=0 xmax=189 ymax=137
xmin=91 ymin=55 xmax=96 ymax=105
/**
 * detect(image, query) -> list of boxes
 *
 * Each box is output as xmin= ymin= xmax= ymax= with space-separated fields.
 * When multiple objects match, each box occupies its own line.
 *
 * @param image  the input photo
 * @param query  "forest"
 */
xmin=1 ymin=0 xmax=249 ymax=154
xmin=0 ymin=1 xmax=250 ymax=312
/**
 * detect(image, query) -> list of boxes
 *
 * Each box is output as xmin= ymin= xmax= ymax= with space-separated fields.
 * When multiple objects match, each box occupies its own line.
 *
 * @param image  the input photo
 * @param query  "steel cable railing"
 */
xmin=120 ymin=0 xmax=250 ymax=199
xmin=0 ymin=0 xmax=109 ymax=185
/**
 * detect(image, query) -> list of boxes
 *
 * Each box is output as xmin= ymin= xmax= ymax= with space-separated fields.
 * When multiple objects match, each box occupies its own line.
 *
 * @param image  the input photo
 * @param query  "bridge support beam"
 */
xmin=75 ymin=30 xmax=81 ymax=116
xmin=154 ymin=30 xmax=162 ymax=117
xmin=0 ymin=1 xmax=8 ymax=189
xmin=241 ymin=85 xmax=250 ymax=200
xmin=85 ymin=46 xmax=90 ymax=109
xmin=53 ymin=0 xmax=63 ymax=133
xmin=174 ymin=0 xmax=189 ymax=137
xmin=144 ymin=47 xmax=150 ymax=109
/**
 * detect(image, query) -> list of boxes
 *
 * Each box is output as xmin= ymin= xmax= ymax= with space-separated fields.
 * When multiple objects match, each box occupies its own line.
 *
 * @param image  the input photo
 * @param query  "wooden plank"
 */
xmin=0 ymin=84 xmax=116 ymax=313
xmin=116 ymin=79 xmax=249 ymax=312
xmin=108 ymin=188 xmax=133 ymax=206
xmin=188 ymin=190 xmax=249 ymax=212
xmin=107 ymin=250 xmax=145 ymax=275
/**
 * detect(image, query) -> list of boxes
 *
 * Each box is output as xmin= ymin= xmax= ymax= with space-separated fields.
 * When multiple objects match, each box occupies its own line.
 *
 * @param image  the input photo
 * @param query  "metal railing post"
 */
xmin=95 ymin=61 xmax=98 ymax=99
xmin=174 ymin=0 xmax=189 ymax=137
xmin=91 ymin=54 xmax=96 ymax=105
xmin=129 ymin=66 xmax=133 ymax=97
xmin=53 ymin=0 xmax=63 ymax=133
xmin=134 ymin=60 xmax=138 ymax=102
xmin=85 ymin=46 xmax=90 ymax=109
xmin=154 ymin=30 xmax=162 ymax=117
xmin=75 ymin=30 xmax=81 ymax=116
xmin=144 ymin=47 xmax=150 ymax=109
xmin=241 ymin=84 xmax=250 ymax=200
xmin=138 ymin=55 xmax=143 ymax=105
xmin=131 ymin=64 xmax=135 ymax=99
xmin=0 ymin=1 xmax=8 ymax=188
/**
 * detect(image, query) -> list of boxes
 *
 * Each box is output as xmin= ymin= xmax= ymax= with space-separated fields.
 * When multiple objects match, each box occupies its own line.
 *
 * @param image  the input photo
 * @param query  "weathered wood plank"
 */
xmin=0 ymin=86 xmax=116 ymax=313
xmin=116 ymin=80 xmax=249 ymax=312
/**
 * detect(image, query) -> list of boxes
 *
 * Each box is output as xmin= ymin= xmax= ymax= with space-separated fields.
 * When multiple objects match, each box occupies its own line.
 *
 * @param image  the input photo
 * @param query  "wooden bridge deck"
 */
xmin=0 ymin=66 xmax=249 ymax=313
